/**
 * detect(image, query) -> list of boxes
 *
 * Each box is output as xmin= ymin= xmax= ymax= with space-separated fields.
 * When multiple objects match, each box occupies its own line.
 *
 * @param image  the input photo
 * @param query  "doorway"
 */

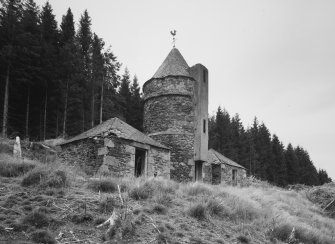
xmin=195 ymin=161 xmax=203 ymax=181
xmin=232 ymin=169 xmax=237 ymax=185
xmin=135 ymin=149 xmax=146 ymax=177
xmin=211 ymin=164 xmax=221 ymax=185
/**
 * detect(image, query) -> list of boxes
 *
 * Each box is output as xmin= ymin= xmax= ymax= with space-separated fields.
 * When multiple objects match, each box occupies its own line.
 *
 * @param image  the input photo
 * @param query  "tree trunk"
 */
xmin=91 ymin=80 xmax=95 ymax=128
xmin=25 ymin=87 xmax=30 ymax=140
xmin=2 ymin=64 xmax=10 ymax=138
xmin=62 ymin=78 xmax=69 ymax=138
xmin=56 ymin=111 xmax=59 ymax=138
xmin=43 ymin=87 xmax=48 ymax=141
xmin=82 ymin=95 xmax=85 ymax=133
xmin=100 ymin=78 xmax=104 ymax=124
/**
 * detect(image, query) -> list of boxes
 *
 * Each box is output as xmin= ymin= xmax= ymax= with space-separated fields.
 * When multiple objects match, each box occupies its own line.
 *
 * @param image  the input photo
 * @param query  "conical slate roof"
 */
xmin=152 ymin=48 xmax=190 ymax=78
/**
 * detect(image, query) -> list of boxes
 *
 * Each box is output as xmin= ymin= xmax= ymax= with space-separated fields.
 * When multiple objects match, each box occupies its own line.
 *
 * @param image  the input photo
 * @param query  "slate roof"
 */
xmin=59 ymin=117 xmax=169 ymax=150
xmin=208 ymin=149 xmax=246 ymax=169
xmin=152 ymin=48 xmax=191 ymax=78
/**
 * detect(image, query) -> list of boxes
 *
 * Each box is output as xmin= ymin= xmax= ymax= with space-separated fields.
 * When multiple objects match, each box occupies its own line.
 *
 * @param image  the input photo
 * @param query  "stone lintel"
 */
xmin=130 ymin=141 xmax=150 ymax=150
xmin=98 ymin=147 xmax=108 ymax=156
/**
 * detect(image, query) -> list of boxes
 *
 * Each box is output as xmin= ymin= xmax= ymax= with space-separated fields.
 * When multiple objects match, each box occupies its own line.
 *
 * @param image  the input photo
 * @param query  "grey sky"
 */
xmin=35 ymin=0 xmax=335 ymax=179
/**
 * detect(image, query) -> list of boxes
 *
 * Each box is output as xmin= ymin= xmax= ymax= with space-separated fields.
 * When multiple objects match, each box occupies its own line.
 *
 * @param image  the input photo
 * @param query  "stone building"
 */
xmin=143 ymin=48 xmax=208 ymax=182
xmin=58 ymin=118 xmax=170 ymax=177
xmin=58 ymin=47 xmax=246 ymax=184
xmin=205 ymin=149 xmax=246 ymax=185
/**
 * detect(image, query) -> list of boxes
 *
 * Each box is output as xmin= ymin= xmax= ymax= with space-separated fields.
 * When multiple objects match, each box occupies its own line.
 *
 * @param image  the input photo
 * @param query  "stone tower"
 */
xmin=143 ymin=48 xmax=208 ymax=182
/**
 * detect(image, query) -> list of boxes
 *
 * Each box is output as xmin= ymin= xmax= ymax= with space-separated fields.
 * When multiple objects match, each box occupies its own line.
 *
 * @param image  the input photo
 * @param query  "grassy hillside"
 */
xmin=0 ymin=153 xmax=334 ymax=244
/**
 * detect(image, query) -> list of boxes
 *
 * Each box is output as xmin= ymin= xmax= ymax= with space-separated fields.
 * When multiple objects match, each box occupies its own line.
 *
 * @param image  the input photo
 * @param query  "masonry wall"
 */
xmin=143 ymin=76 xmax=196 ymax=182
xmin=58 ymin=138 xmax=104 ymax=175
xmin=58 ymin=136 xmax=170 ymax=178
xmin=203 ymin=163 xmax=246 ymax=185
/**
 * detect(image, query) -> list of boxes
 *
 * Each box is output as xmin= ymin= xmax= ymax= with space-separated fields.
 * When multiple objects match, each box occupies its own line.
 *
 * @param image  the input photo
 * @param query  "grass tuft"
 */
xmin=87 ymin=179 xmax=118 ymax=193
xmin=151 ymin=204 xmax=167 ymax=214
xmin=30 ymin=229 xmax=56 ymax=244
xmin=237 ymin=235 xmax=250 ymax=243
xmin=21 ymin=166 xmax=68 ymax=188
xmin=206 ymin=197 xmax=224 ymax=217
xmin=188 ymin=201 xmax=207 ymax=220
xmin=21 ymin=209 xmax=50 ymax=228
xmin=0 ymin=153 xmax=37 ymax=177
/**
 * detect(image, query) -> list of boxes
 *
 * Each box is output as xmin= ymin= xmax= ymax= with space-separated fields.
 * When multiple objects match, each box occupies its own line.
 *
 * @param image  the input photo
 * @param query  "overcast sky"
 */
xmin=35 ymin=0 xmax=335 ymax=180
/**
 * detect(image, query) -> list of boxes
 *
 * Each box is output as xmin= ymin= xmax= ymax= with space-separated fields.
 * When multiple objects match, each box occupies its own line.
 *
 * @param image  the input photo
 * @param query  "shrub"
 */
xmin=152 ymin=204 xmax=167 ymax=214
xmin=70 ymin=213 xmax=93 ymax=224
xmin=46 ymin=170 xmax=67 ymax=188
xmin=0 ymin=157 xmax=35 ymax=177
xmin=30 ymin=229 xmax=56 ymax=244
xmin=129 ymin=181 xmax=155 ymax=200
xmin=99 ymin=197 xmax=115 ymax=213
xmin=21 ymin=209 xmax=50 ymax=228
xmin=156 ymin=232 xmax=171 ymax=244
xmin=88 ymin=179 xmax=118 ymax=193
xmin=21 ymin=167 xmax=67 ymax=188
xmin=237 ymin=235 xmax=249 ymax=243
xmin=153 ymin=193 xmax=173 ymax=206
xmin=188 ymin=202 xmax=207 ymax=220
xmin=206 ymin=198 xmax=224 ymax=217
xmin=93 ymin=217 xmax=106 ymax=226
xmin=182 ymin=183 xmax=212 ymax=196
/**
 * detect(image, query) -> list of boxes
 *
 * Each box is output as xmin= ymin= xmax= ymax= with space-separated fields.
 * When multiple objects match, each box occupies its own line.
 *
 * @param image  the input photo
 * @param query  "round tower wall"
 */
xmin=143 ymin=76 xmax=196 ymax=182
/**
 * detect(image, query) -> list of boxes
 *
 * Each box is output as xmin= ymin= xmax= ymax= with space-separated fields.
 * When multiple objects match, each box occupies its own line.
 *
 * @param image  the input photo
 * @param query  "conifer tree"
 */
xmin=0 ymin=0 xmax=24 ymax=138
xmin=271 ymin=134 xmax=287 ymax=186
xmin=21 ymin=0 xmax=41 ymax=140
xmin=77 ymin=10 xmax=92 ymax=131
xmin=119 ymin=68 xmax=131 ymax=122
xmin=129 ymin=75 xmax=143 ymax=130
xmin=40 ymin=1 xmax=58 ymax=140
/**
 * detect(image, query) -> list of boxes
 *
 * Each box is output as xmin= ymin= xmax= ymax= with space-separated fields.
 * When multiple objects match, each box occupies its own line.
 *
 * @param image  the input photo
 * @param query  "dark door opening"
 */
xmin=212 ymin=164 xmax=221 ymax=185
xmin=195 ymin=161 xmax=203 ymax=181
xmin=135 ymin=149 xmax=146 ymax=177
xmin=232 ymin=169 xmax=237 ymax=185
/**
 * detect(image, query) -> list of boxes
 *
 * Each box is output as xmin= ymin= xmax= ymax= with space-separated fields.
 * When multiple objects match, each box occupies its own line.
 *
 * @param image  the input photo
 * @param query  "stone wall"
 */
xmin=203 ymin=163 xmax=246 ymax=185
xmin=151 ymin=133 xmax=194 ymax=182
xmin=97 ymin=137 xmax=135 ymax=177
xmin=143 ymin=76 xmax=196 ymax=182
xmin=58 ymin=135 xmax=170 ymax=178
xmin=58 ymin=138 xmax=104 ymax=175
xmin=147 ymin=147 xmax=170 ymax=178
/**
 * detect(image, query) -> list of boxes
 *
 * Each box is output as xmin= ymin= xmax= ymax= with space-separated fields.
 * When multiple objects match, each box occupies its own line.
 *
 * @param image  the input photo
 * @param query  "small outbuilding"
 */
xmin=58 ymin=118 xmax=170 ymax=178
xmin=204 ymin=149 xmax=246 ymax=185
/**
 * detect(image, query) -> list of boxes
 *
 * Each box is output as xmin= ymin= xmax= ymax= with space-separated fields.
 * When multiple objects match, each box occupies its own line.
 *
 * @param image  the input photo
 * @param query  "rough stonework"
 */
xmin=204 ymin=149 xmax=247 ymax=185
xmin=58 ymin=138 xmax=104 ymax=175
xmin=58 ymin=118 xmax=170 ymax=178
xmin=143 ymin=75 xmax=196 ymax=182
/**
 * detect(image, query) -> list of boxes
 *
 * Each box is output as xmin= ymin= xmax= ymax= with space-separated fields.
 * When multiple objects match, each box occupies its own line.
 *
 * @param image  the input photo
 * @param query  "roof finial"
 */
xmin=170 ymin=30 xmax=176 ymax=48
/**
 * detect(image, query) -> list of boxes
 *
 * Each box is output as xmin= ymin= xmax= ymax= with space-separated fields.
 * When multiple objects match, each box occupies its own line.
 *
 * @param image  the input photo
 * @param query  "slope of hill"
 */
xmin=0 ymin=153 xmax=334 ymax=244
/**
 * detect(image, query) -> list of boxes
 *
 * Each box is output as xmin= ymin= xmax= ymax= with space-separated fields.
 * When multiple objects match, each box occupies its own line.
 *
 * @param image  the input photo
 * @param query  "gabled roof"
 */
xmin=59 ymin=117 xmax=169 ymax=150
xmin=152 ymin=48 xmax=190 ymax=79
xmin=208 ymin=149 xmax=246 ymax=170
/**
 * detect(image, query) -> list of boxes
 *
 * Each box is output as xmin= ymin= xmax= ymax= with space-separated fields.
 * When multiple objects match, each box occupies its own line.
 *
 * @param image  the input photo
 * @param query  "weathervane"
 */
xmin=170 ymin=30 xmax=177 ymax=48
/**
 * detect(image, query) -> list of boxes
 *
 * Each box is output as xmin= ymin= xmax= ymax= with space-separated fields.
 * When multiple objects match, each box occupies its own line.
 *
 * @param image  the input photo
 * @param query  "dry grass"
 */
xmin=0 ymin=153 xmax=38 ymax=177
xmin=1 ymin=152 xmax=334 ymax=244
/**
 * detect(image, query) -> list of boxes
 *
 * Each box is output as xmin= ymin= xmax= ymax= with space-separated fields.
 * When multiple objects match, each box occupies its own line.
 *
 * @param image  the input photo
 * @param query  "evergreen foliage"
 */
xmin=208 ymin=107 xmax=332 ymax=186
xmin=0 ymin=0 xmax=143 ymax=140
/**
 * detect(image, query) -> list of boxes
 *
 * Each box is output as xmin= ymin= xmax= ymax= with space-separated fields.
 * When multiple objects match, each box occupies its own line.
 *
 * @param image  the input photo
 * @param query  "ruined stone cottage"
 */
xmin=58 ymin=47 xmax=246 ymax=184
xmin=58 ymin=118 xmax=170 ymax=177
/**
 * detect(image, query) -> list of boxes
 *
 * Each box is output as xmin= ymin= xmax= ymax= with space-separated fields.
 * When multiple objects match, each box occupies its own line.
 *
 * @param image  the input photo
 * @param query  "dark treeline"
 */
xmin=209 ymin=107 xmax=332 ymax=186
xmin=0 ymin=0 xmax=143 ymax=140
